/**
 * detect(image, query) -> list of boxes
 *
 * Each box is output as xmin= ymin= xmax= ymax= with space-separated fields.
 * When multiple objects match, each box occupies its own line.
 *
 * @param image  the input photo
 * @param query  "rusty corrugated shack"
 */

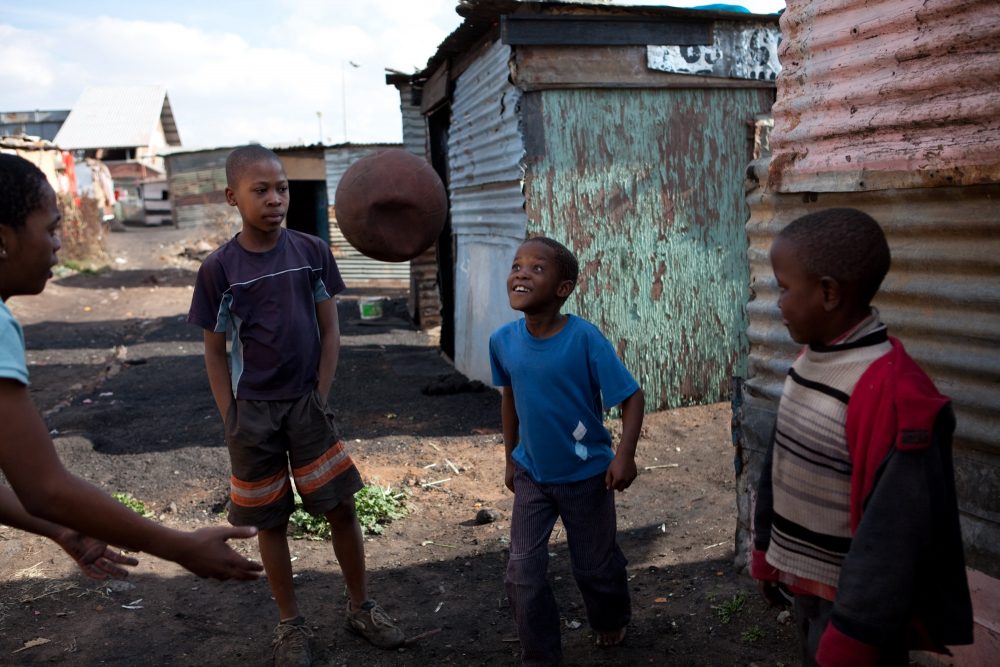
xmin=734 ymin=1 xmax=1000 ymax=662
xmin=389 ymin=0 xmax=779 ymax=406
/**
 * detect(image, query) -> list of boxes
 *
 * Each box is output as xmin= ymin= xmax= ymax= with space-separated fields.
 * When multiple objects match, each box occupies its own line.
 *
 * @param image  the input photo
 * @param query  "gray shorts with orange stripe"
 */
xmin=223 ymin=390 xmax=363 ymax=530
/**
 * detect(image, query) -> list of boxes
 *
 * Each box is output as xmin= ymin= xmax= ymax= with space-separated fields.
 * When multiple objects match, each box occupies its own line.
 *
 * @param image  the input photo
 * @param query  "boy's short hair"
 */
xmin=225 ymin=144 xmax=282 ymax=187
xmin=777 ymin=207 xmax=890 ymax=305
xmin=0 ymin=154 xmax=49 ymax=230
xmin=525 ymin=236 xmax=579 ymax=284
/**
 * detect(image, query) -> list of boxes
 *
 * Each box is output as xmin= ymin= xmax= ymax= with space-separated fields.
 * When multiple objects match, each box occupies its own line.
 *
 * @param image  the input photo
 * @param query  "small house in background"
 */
xmin=0 ymin=110 xmax=70 ymax=142
xmin=54 ymin=85 xmax=182 ymax=226
xmin=735 ymin=1 xmax=1000 ymax=663
xmin=165 ymin=143 xmax=408 ymax=289
xmin=389 ymin=0 xmax=779 ymax=404
xmin=55 ymin=85 xmax=180 ymax=172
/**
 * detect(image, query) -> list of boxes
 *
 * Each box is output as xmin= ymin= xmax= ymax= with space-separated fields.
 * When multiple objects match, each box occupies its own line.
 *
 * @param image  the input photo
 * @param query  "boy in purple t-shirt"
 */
xmin=188 ymin=145 xmax=403 ymax=666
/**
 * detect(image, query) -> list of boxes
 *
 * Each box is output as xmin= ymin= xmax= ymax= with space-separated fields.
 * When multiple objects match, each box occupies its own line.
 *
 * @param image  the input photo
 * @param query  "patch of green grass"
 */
xmin=113 ymin=492 xmax=154 ymax=518
xmin=741 ymin=624 xmax=765 ymax=644
xmin=715 ymin=591 xmax=747 ymax=624
xmin=354 ymin=483 xmax=408 ymax=536
xmin=288 ymin=484 xmax=408 ymax=540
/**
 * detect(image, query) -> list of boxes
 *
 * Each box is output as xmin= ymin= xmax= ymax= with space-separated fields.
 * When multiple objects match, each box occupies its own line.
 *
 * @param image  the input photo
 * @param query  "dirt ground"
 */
xmin=0 ymin=224 xmax=797 ymax=666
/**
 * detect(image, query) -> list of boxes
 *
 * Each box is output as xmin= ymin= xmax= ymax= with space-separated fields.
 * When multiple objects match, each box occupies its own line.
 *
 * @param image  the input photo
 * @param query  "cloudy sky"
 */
xmin=0 ymin=1 xmax=784 ymax=149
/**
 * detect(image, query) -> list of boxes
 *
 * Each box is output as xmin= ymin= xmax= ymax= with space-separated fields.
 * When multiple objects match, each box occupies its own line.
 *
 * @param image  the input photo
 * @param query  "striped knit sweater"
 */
xmin=766 ymin=312 xmax=892 ymax=591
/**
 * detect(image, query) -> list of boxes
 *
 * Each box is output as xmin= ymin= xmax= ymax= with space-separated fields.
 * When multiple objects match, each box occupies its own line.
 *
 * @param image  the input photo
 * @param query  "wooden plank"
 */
xmin=513 ymin=45 xmax=777 ymax=91
xmin=502 ymin=14 xmax=711 ymax=46
xmin=420 ymin=64 xmax=450 ymax=114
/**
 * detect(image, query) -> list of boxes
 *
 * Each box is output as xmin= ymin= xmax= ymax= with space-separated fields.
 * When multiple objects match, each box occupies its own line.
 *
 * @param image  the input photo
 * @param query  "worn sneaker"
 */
xmin=345 ymin=600 xmax=405 ymax=649
xmin=272 ymin=618 xmax=313 ymax=667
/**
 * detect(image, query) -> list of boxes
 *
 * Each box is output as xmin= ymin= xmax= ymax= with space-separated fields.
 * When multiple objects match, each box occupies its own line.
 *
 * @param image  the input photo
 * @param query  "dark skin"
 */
xmin=0 ymin=183 xmax=262 ymax=581
xmin=502 ymin=240 xmax=644 ymax=645
xmin=770 ymin=237 xmax=872 ymax=346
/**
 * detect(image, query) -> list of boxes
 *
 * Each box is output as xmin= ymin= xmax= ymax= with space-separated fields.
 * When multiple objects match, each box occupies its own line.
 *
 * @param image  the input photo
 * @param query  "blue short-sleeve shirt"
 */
xmin=489 ymin=314 xmax=639 ymax=484
xmin=0 ymin=300 xmax=29 ymax=386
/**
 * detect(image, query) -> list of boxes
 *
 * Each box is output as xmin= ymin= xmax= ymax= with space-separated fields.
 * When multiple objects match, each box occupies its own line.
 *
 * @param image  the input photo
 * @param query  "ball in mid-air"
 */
xmin=334 ymin=149 xmax=447 ymax=262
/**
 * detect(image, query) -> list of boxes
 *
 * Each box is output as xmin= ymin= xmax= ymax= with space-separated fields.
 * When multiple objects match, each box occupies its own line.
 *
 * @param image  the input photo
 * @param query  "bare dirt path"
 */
xmin=0 ymin=225 xmax=796 ymax=665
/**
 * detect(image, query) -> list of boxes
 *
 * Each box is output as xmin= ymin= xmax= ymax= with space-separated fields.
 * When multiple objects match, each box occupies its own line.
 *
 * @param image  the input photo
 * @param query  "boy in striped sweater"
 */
xmin=751 ymin=208 xmax=972 ymax=666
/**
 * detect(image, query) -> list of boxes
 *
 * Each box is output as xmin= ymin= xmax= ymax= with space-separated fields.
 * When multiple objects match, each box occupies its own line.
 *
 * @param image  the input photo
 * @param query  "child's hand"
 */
xmin=55 ymin=529 xmax=139 ymax=580
xmin=504 ymin=460 xmax=516 ymax=493
xmin=172 ymin=526 xmax=263 ymax=581
xmin=605 ymin=451 xmax=637 ymax=491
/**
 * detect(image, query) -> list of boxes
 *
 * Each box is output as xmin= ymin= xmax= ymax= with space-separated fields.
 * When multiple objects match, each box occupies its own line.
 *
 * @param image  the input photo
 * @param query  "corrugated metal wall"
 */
xmin=737 ymin=0 xmax=1000 ymax=602
xmin=394 ymin=83 xmax=442 ymax=330
xmin=166 ymin=149 xmax=238 ymax=231
xmin=324 ymin=145 xmax=410 ymax=286
xmin=769 ymin=0 xmax=1000 ymax=191
xmin=523 ymin=86 xmax=774 ymax=409
xmin=448 ymin=39 xmax=527 ymax=384
xmin=397 ymin=84 xmax=428 ymax=158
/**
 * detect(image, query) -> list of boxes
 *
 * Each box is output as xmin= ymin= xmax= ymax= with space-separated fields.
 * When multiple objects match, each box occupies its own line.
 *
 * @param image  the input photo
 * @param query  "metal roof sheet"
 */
xmin=54 ymin=85 xmax=181 ymax=150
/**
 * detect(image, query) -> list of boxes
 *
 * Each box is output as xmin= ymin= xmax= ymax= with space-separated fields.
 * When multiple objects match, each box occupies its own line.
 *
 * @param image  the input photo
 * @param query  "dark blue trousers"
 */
xmin=506 ymin=465 xmax=630 ymax=666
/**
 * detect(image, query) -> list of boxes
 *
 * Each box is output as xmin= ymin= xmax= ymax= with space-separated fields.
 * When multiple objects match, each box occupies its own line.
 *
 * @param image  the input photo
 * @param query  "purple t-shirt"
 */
xmin=188 ymin=228 xmax=345 ymax=400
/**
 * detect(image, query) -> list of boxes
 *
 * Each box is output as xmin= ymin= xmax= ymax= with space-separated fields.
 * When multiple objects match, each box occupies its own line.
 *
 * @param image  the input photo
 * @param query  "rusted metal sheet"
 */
xmin=522 ymin=85 xmax=774 ymax=409
xmin=164 ymin=148 xmax=230 ymax=230
xmin=448 ymin=38 xmax=527 ymax=383
xmin=737 ymin=160 xmax=1000 ymax=579
xmin=768 ymin=0 xmax=1000 ymax=192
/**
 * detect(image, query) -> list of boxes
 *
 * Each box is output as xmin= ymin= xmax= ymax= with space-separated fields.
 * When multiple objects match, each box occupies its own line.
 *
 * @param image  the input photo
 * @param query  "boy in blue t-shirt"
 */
xmin=489 ymin=237 xmax=645 ymax=665
xmin=188 ymin=145 xmax=403 ymax=666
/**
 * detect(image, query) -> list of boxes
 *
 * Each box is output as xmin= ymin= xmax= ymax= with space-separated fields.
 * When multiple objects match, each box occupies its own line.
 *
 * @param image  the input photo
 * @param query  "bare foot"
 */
xmin=596 ymin=626 xmax=626 ymax=647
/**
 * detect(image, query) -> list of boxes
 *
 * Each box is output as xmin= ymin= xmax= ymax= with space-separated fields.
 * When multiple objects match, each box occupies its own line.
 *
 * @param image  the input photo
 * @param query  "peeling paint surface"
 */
xmin=524 ymin=87 xmax=774 ymax=409
xmin=648 ymin=21 xmax=782 ymax=81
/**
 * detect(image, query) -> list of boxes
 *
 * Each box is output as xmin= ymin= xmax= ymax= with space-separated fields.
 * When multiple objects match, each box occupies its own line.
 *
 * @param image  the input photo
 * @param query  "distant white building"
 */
xmin=55 ymin=85 xmax=181 ymax=173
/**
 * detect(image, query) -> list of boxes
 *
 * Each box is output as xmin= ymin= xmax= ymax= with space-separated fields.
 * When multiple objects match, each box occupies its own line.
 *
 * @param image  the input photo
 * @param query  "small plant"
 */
xmin=113 ymin=492 xmax=154 ymax=518
xmin=741 ymin=624 xmax=765 ymax=644
xmin=288 ymin=484 xmax=408 ymax=540
xmin=354 ymin=483 xmax=408 ymax=536
xmin=715 ymin=591 xmax=747 ymax=624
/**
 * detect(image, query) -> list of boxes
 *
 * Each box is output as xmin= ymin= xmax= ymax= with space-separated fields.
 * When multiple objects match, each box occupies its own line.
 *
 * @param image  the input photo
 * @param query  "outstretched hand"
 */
xmin=174 ymin=526 xmax=263 ymax=581
xmin=605 ymin=452 xmax=638 ymax=491
xmin=56 ymin=531 xmax=139 ymax=580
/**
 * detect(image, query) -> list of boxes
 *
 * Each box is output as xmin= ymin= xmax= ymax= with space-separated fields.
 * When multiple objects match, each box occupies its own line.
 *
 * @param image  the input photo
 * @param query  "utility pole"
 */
xmin=316 ymin=111 xmax=323 ymax=144
xmin=341 ymin=60 xmax=360 ymax=143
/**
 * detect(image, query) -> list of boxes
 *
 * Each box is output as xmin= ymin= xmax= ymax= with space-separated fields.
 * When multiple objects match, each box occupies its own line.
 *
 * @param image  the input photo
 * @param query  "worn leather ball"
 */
xmin=334 ymin=149 xmax=447 ymax=262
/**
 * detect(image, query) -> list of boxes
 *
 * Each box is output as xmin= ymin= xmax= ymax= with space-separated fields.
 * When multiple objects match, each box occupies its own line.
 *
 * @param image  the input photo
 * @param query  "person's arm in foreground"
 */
xmin=0 ymin=378 xmax=262 ymax=580
xmin=501 ymin=386 xmax=519 ymax=492
xmin=315 ymin=297 xmax=340 ymax=404
xmin=0 ymin=485 xmax=138 ymax=579
xmin=606 ymin=388 xmax=645 ymax=491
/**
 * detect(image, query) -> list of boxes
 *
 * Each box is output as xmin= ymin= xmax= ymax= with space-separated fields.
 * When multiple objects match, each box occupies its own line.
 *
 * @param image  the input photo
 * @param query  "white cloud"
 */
xmin=0 ymin=2 xmax=460 ymax=147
